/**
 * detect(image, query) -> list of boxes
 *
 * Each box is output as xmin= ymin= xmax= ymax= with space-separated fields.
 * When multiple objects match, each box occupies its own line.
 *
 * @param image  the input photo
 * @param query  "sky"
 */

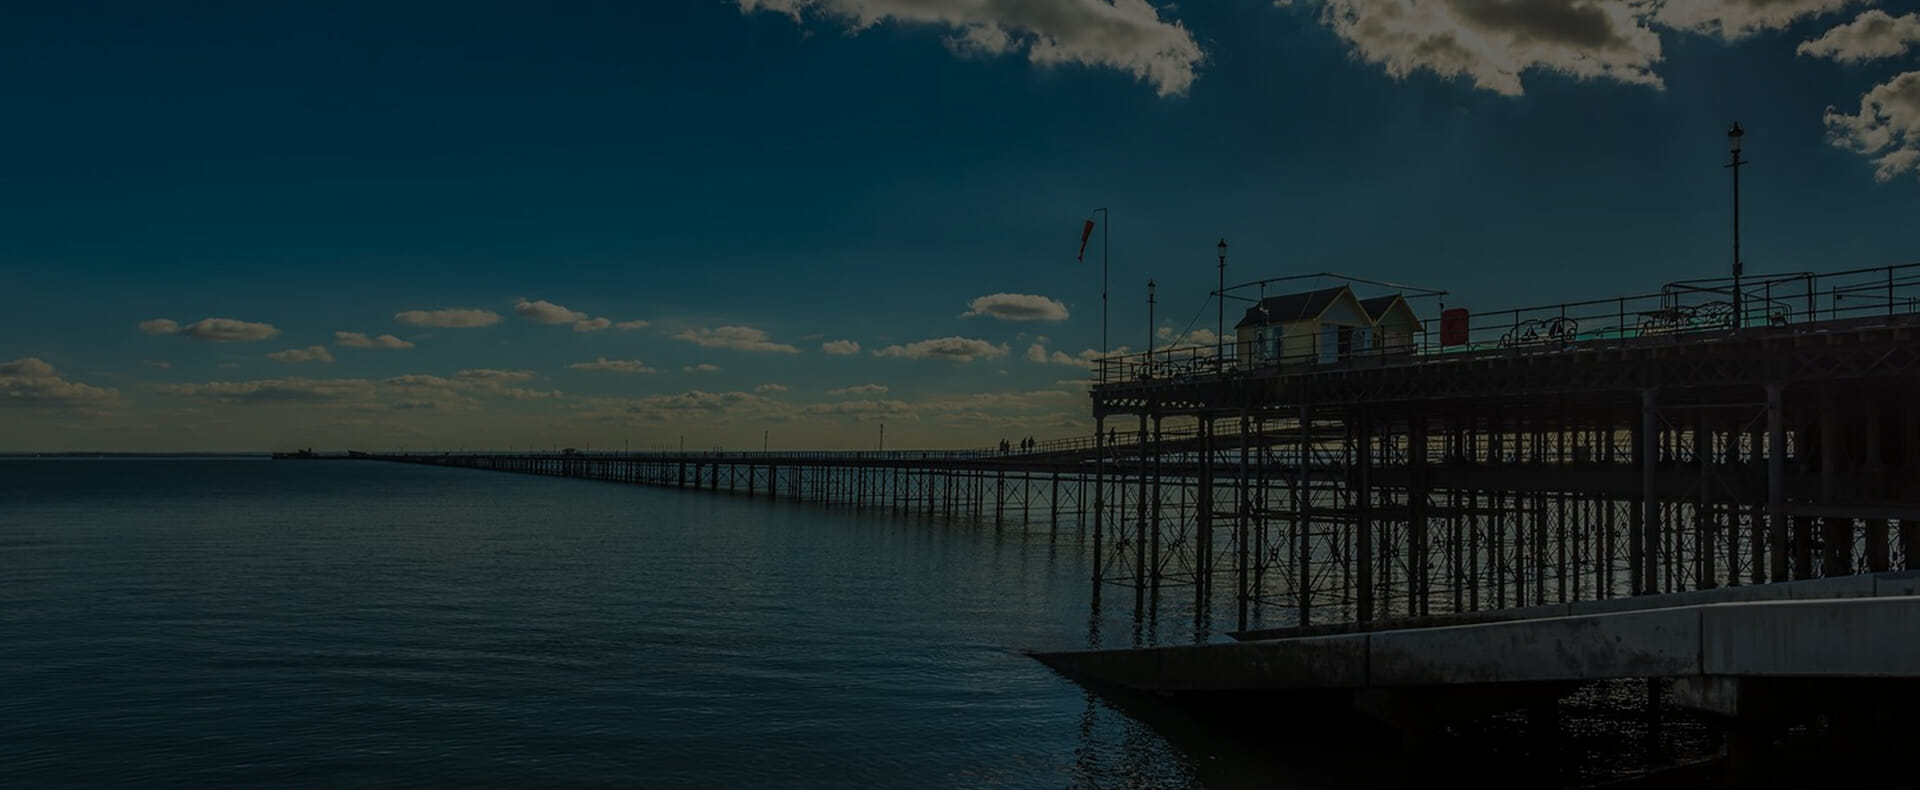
xmin=4 ymin=0 xmax=1920 ymax=452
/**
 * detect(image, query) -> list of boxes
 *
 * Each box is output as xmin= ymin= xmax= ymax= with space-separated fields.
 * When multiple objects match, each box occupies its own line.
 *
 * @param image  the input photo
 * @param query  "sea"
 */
xmin=2 ymin=458 xmax=1667 ymax=788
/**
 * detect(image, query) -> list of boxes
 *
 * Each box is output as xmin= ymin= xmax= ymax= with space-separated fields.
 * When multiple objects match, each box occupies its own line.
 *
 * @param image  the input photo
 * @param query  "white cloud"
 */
xmin=381 ymin=374 xmax=464 ymax=390
xmin=755 ymin=383 xmax=792 ymax=393
xmin=515 ymin=299 xmax=588 ymax=325
xmin=872 ymin=336 xmax=1010 ymax=362
xmin=962 ymin=293 xmax=1071 ymax=321
xmin=1826 ymin=70 xmax=1920 ymax=181
xmin=454 ymin=369 xmax=535 ymax=383
xmin=737 ymin=0 xmax=1205 ymax=96
xmin=1024 ymin=342 xmax=1091 ymax=367
xmin=0 ymin=357 xmax=118 ymax=409
xmin=1302 ymin=0 xmax=1666 ymax=97
xmin=267 ymin=345 xmax=334 ymax=363
xmin=496 ymin=387 xmax=564 ymax=400
xmin=5 ymin=358 xmax=59 ymax=377
xmin=335 ymin=331 xmax=416 ymax=349
xmin=573 ymin=317 xmax=613 ymax=332
xmin=615 ymin=319 xmax=652 ymax=330
xmin=617 ymin=389 xmax=783 ymax=423
xmin=139 ymin=317 xmax=280 ymax=342
xmin=570 ymin=358 xmax=658 ymax=374
xmin=1798 ymin=9 xmax=1920 ymax=62
xmin=673 ymin=325 xmax=801 ymax=353
xmin=802 ymin=399 xmax=917 ymax=420
xmin=829 ymin=383 xmax=890 ymax=395
xmin=685 ymin=363 xmax=722 ymax=372
xmin=1655 ymin=0 xmax=1862 ymax=39
xmin=1155 ymin=326 xmax=1220 ymax=349
xmin=394 ymin=307 xmax=502 ymax=328
xmin=822 ymin=339 xmax=862 ymax=355
xmin=162 ymin=377 xmax=377 ymax=404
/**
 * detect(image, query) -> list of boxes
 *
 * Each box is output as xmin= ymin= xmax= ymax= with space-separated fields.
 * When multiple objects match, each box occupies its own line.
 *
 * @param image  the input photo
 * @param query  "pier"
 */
xmin=361 ymin=262 xmax=1920 ymax=779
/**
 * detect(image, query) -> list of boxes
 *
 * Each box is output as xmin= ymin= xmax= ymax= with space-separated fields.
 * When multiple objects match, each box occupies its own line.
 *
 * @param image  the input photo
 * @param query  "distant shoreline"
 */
xmin=0 ymin=453 xmax=273 ymax=460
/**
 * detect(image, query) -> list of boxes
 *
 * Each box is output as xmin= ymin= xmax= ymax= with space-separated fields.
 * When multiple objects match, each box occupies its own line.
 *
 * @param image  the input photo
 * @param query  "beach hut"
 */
xmin=1234 ymin=285 xmax=1376 ymax=365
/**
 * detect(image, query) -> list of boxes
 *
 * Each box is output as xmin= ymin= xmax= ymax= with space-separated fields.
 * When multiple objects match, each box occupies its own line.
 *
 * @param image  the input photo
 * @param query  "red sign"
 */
xmin=1440 ymin=308 xmax=1469 ymax=347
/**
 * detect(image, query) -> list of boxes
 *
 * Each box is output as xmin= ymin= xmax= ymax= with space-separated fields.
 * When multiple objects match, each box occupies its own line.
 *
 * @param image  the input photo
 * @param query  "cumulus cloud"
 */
xmin=755 ymin=383 xmax=792 ymax=393
xmin=1286 ymin=0 xmax=1864 ymax=98
xmin=802 ymin=399 xmax=916 ymax=420
xmin=0 ymin=357 xmax=119 ymax=410
xmin=570 ymin=358 xmax=658 ymax=374
xmin=267 ymin=345 xmax=334 ymax=363
xmin=571 ymin=317 xmax=611 ymax=332
xmin=381 ymin=374 xmax=464 ymax=390
xmin=334 ymin=331 xmax=416 ymax=349
xmin=496 ymin=387 xmax=564 ymax=400
xmin=872 ymin=336 xmax=1010 ymax=362
xmin=962 ymin=293 xmax=1071 ymax=321
xmin=1798 ymin=9 xmax=1920 ymax=62
xmin=1301 ymin=0 xmax=1666 ymax=97
xmin=1655 ymin=0 xmax=1862 ymax=39
xmin=618 ymin=389 xmax=783 ymax=423
xmin=673 ymin=325 xmax=801 ymax=353
xmin=737 ymin=0 xmax=1205 ymax=96
xmin=1025 ymin=341 xmax=1114 ymax=367
xmin=1155 ymin=326 xmax=1221 ymax=349
xmin=139 ymin=317 xmax=280 ymax=342
xmin=2 ymin=358 xmax=56 ymax=377
xmin=514 ymin=299 xmax=588 ymax=325
xmin=822 ymin=339 xmax=862 ymax=355
xmin=615 ymin=319 xmax=652 ymax=330
xmin=365 ymin=369 xmax=544 ymax=407
xmin=162 ymin=377 xmax=377 ymax=404
xmin=829 ymin=383 xmax=890 ymax=395
xmin=1825 ymin=70 xmax=1920 ymax=181
xmin=685 ymin=363 xmax=722 ymax=372
xmin=454 ymin=369 xmax=535 ymax=383
xmin=394 ymin=308 xmax=502 ymax=328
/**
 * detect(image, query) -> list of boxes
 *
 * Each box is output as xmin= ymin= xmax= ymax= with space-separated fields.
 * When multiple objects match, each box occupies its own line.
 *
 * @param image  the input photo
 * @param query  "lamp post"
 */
xmin=1216 ymin=239 xmax=1228 ymax=371
xmin=1726 ymin=122 xmax=1747 ymax=327
xmin=1090 ymin=207 xmax=1110 ymax=356
xmin=1147 ymin=280 xmax=1156 ymax=358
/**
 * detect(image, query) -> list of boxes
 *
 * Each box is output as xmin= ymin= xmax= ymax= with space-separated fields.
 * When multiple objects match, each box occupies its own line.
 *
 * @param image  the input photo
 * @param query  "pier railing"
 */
xmin=1094 ymin=261 xmax=1920 ymax=386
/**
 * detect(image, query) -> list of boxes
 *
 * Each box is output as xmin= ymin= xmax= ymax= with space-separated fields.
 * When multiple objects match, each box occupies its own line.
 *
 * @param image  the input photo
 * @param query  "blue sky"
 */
xmin=4 ymin=1 xmax=1919 ymax=451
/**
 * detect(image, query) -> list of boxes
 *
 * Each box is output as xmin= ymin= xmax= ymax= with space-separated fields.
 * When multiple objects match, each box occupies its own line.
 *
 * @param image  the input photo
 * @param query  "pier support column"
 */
xmin=1357 ymin=409 xmax=1374 ymax=624
xmin=1094 ymin=416 xmax=1106 ymax=587
xmin=1904 ymin=519 xmax=1920 ymax=571
xmin=1795 ymin=516 xmax=1818 ymax=580
xmin=1410 ymin=412 xmax=1430 ymax=616
xmin=1768 ymin=383 xmax=1789 ymax=583
xmin=1137 ymin=413 xmax=1150 ymax=595
xmin=1197 ymin=417 xmax=1214 ymax=616
xmin=1640 ymin=388 xmax=1660 ymax=595
xmin=1236 ymin=408 xmax=1251 ymax=632
xmin=1698 ymin=413 xmax=1717 ymax=590
xmin=1866 ymin=518 xmax=1890 ymax=573
xmin=1150 ymin=415 xmax=1163 ymax=596
xmin=1298 ymin=401 xmax=1313 ymax=627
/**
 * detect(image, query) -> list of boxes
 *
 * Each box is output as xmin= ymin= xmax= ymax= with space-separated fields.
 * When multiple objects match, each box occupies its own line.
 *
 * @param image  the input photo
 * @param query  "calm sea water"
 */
xmin=2 ymin=459 xmax=1416 ymax=788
